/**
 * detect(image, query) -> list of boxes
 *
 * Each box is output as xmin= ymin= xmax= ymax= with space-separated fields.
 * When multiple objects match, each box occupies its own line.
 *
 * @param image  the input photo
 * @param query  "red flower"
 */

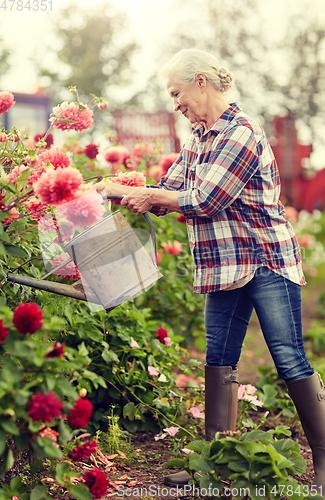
xmin=67 ymin=398 xmax=93 ymax=429
xmin=28 ymin=391 xmax=64 ymax=423
xmin=83 ymin=469 xmax=109 ymax=499
xmin=34 ymin=132 xmax=54 ymax=149
xmin=45 ymin=341 xmax=66 ymax=359
xmin=159 ymin=153 xmax=179 ymax=176
xmin=156 ymin=327 xmax=168 ymax=344
xmin=33 ymin=166 xmax=83 ymax=206
xmin=104 ymin=146 xmax=129 ymax=166
xmin=84 ymin=143 xmax=99 ymax=160
xmin=24 ymin=196 xmax=47 ymax=222
xmin=177 ymin=214 xmax=187 ymax=224
xmin=37 ymin=149 xmax=70 ymax=170
xmin=0 ymin=320 xmax=9 ymax=344
xmin=161 ymin=240 xmax=182 ymax=256
xmin=50 ymin=102 xmax=94 ymax=132
xmin=13 ymin=302 xmax=43 ymax=335
xmin=0 ymin=91 xmax=15 ymax=115
xmin=70 ymin=440 xmax=97 ymax=460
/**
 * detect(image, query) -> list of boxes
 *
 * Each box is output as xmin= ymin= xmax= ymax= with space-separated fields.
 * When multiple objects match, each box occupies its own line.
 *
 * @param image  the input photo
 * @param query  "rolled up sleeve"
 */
xmin=178 ymin=126 xmax=261 ymax=218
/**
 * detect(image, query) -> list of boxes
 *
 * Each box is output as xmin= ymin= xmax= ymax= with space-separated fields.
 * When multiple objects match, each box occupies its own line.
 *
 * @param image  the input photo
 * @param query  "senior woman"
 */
xmin=96 ymin=49 xmax=325 ymax=490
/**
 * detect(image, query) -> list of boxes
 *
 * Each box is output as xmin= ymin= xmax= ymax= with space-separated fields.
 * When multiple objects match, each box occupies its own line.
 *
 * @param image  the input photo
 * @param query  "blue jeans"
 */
xmin=204 ymin=267 xmax=314 ymax=381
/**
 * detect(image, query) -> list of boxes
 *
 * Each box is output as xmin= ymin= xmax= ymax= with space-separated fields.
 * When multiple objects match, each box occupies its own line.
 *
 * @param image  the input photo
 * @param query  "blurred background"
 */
xmin=2 ymin=0 xmax=325 ymax=210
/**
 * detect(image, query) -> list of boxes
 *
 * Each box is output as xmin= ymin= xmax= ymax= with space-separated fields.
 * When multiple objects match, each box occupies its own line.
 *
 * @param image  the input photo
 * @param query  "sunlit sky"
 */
xmin=1 ymin=0 xmax=325 ymax=165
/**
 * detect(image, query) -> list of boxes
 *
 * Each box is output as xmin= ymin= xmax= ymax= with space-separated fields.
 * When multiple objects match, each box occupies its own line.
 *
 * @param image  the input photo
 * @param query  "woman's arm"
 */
xmin=94 ymin=181 xmax=181 ymax=216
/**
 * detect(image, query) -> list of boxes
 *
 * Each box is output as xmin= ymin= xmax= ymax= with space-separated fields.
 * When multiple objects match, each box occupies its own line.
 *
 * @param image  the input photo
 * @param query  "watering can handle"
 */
xmin=102 ymin=195 xmax=158 ymax=263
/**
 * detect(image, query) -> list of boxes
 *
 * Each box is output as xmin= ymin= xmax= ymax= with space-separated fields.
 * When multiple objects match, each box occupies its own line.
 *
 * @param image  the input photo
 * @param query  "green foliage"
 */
xmin=0 ymin=301 xmax=104 ymax=499
xmin=164 ymin=427 xmax=308 ymax=500
xmin=255 ymin=366 xmax=297 ymax=422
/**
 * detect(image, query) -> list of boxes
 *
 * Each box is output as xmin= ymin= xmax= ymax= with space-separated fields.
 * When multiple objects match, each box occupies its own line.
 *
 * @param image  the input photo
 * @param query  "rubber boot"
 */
xmin=164 ymin=365 xmax=239 ymax=486
xmin=286 ymin=372 xmax=325 ymax=492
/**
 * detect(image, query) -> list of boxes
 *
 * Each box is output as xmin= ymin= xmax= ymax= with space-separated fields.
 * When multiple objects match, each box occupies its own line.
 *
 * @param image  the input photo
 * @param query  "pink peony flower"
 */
xmin=187 ymin=405 xmax=205 ymax=419
xmin=57 ymin=191 xmax=105 ymax=229
xmin=50 ymin=252 xmax=81 ymax=280
xmin=50 ymin=102 xmax=94 ymax=132
xmin=13 ymin=302 xmax=43 ymax=334
xmin=298 ymin=234 xmax=313 ymax=248
xmin=148 ymin=366 xmax=159 ymax=377
xmin=24 ymin=196 xmax=47 ymax=221
xmin=67 ymin=398 xmax=93 ymax=429
xmin=111 ymin=171 xmax=146 ymax=187
xmin=37 ymin=149 xmax=70 ymax=170
xmin=28 ymin=391 xmax=63 ymax=423
xmin=4 ymin=207 xmax=19 ymax=225
xmin=83 ymin=469 xmax=109 ymax=499
xmin=7 ymin=165 xmax=29 ymax=184
xmin=38 ymin=214 xmax=58 ymax=234
xmin=0 ymin=91 xmax=15 ymax=115
xmin=53 ymin=220 xmax=75 ymax=244
xmin=285 ymin=206 xmax=299 ymax=222
xmin=161 ymin=240 xmax=182 ymax=256
xmin=0 ymin=319 xmax=9 ymax=344
xmin=84 ymin=143 xmax=99 ymax=160
xmin=130 ymin=337 xmax=140 ymax=348
xmin=159 ymin=153 xmax=179 ymax=176
xmin=104 ymin=146 xmax=129 ymax=166
xmin=33 ymin=166 xmax=83 ymax=206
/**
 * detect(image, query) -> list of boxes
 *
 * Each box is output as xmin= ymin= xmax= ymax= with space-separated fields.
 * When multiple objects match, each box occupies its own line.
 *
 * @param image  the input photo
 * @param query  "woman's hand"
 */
xmin=120 ymin=188 xmax=153 ymax=216
xmin=92 ymin=180 xmax=111 ymax=194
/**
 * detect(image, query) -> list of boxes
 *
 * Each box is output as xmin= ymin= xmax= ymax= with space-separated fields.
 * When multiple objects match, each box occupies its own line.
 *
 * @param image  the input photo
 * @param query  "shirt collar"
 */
xmin=191 ymin=102 xmax=241 ymax=137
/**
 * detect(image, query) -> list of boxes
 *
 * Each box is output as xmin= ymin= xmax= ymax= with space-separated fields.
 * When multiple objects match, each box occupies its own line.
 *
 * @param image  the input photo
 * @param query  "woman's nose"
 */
xmin=173 ymin=99 xmax=180 ymax=112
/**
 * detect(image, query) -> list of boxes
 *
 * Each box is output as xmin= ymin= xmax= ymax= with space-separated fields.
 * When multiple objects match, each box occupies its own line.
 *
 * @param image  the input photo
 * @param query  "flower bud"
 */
xmin=79 ymin=388 xmax=87 ymax=398
xmin=4 ymin=408 xmax=15 ymax=418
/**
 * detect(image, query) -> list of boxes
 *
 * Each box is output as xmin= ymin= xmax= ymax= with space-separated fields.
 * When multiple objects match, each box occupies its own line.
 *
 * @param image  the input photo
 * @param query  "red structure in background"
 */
xmin=271 ymin=115 xmax=314 ymax=211
xmin=113 ymin=110 xmax=181 ymax=154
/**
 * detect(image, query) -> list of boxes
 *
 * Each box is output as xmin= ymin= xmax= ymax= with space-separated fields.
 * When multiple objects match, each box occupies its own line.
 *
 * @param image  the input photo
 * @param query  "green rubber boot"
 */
xmin=164 ymin=365 xmax=239 ymax=487
xmin=286 ymin=372 xmax=325 ymax=494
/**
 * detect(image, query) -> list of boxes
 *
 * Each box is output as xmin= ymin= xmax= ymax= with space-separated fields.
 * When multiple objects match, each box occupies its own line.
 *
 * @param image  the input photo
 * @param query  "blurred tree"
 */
xmin=130 ymin=0 xmax=279 ymax=124
xmin=277 ymin=17 xmax=325 ymax=146
xmin=36 ymin=3 xmax=138 ymax=106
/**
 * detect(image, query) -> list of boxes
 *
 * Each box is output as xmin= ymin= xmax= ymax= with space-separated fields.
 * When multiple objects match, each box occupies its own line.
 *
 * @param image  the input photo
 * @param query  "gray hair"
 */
xmin=158 ymin=48 xmax=233 ymax=93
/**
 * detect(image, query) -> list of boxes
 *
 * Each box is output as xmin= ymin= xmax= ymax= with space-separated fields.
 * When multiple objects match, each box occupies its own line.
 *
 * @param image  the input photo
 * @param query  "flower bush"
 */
xmin=0 ymin=300 xmax=106 ymax=499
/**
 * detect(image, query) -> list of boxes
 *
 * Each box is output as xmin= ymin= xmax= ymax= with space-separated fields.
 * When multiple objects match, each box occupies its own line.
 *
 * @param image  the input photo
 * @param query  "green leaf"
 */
xmin=55 ymin=462 xmax=74 ymax=484
xmin=68 ymin=483 xmax=93 ymax=500
xmin=0 ymin=420 xmax=20 ymax=435
xmin=102 ymin=347 xmax=118 ymax=363
xmin=163 ymin=458 xmax=185 ymax=468
xmin=58 ymin=417 xmax=73 ymax=445
xmin=0 ymin=429 xmax=6 ymax=455
xmin=123 ymin=402 xmax=136 ymax=421
xmin=4 ymin=245 xmax=28 ymax=258
xmin=30 ymin=484 xmax=49 ymax=500
xmin=185 ymin=440 xmax=210 ymax=454
xmin=188 ymin=454 xmax=214 ymax=473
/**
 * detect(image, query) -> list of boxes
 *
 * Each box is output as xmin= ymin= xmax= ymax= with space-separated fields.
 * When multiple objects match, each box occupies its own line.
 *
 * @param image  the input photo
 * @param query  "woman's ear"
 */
xmin=195 ymin=73 xmax=207 ymax=91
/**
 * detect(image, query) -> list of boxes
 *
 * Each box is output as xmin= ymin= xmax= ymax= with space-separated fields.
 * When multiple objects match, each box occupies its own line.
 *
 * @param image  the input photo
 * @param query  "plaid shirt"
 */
xmin=150 ymin=103 xmax=305 ymax=293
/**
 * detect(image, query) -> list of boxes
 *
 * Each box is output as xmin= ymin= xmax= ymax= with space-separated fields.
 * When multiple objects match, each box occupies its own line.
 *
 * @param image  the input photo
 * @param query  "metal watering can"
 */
xmin=7 ymin=195 xmax=162 ymax=312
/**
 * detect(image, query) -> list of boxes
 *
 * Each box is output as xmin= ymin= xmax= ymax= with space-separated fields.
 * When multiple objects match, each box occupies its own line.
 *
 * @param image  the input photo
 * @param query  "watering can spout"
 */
xmin=6 ymin=274 xmax=102 ymax=305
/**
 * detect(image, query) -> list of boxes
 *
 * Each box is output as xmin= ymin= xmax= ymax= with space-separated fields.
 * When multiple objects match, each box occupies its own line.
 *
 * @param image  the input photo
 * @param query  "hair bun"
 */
xmin=218 ymin=67 xmax=233 ymax=91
